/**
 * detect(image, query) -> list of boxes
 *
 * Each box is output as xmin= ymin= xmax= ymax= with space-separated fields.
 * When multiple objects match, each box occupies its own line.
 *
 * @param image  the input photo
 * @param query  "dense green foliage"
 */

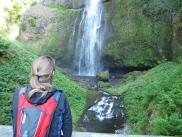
xmin=0 ymin=38 xmax=87 ymax=127
xmin=0 ymin=37 xmax=10 ymax=57
xmin=107 ymin=62 xmax=182 ymax=135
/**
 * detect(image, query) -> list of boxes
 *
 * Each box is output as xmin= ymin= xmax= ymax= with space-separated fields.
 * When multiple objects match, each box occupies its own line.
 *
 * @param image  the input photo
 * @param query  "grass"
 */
xmin=106 ymin=62 xmax=182 ymax=136
xmin=0 ymin=37 xmax=87 ymax=127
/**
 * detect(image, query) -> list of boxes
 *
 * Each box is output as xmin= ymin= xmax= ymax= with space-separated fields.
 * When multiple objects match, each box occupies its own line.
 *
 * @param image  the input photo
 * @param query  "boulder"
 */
xmin=96 ymin=71 xmax=109 ymax=82
xmin=98 ymin=81 xmax=110 ymax=88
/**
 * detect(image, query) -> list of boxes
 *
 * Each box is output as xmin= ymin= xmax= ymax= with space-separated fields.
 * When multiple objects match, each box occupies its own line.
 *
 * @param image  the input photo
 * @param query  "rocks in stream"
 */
xmin=96 ymin=71 xmax=111 ymax=90
xmin=78 ymin=95 xmax=127 ymax=133
xmin=98 ymin=81 xmax=111 ymax=88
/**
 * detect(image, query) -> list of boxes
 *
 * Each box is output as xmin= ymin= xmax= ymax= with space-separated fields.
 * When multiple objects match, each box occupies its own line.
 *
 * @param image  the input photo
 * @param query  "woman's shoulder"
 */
xmin=54 ymin=89 xmax=68 ymax=101
xmin=53 ymin=89 xmax=70 ymax=112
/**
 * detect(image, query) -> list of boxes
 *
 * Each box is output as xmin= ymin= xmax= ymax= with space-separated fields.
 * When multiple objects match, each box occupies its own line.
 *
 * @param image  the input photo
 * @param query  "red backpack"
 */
xmin=16 ymin=87 xmax=61 ymax=137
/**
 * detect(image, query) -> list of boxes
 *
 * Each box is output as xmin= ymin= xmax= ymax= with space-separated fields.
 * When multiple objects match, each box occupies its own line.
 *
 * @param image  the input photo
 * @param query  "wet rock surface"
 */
xmin=78 ymin=95 xmax=127 ymax=133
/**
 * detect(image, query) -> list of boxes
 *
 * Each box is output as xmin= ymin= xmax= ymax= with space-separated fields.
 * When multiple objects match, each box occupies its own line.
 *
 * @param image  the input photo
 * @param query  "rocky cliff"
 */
xmin=103 ymin=0 xmax=182 ymax=69
xmin=19 ymin=0 xmax=182 ymax=70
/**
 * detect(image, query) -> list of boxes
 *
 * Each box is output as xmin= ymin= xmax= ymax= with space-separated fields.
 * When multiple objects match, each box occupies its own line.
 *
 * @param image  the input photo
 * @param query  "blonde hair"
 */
xmin=28 ymin=56 xmax=55 ymax=98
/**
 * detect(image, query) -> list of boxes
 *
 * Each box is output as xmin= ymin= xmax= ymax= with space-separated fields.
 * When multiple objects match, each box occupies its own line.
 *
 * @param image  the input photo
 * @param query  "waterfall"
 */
xmin=73 ymin=0 xmax=104 ymax=76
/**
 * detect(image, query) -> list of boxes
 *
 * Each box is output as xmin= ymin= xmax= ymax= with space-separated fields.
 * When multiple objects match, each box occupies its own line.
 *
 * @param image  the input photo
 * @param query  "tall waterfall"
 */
xmin=73 ymin=0 xmax=104 ymax=76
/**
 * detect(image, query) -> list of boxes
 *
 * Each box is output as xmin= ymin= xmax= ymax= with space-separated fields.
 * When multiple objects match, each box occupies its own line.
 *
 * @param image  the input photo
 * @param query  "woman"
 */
xmin=12 ymin=56 xmax=72 ymax=137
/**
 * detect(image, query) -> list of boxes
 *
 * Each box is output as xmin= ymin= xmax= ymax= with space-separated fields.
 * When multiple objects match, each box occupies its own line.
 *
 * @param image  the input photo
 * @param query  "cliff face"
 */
xmin=19 ymin=0 xmax=182 ymax=70
xmin=172 ymin=9 xmax=182 ymax=60
xmin=19 ymin=4 xmax=82 ymax=67
xmin=103 ymin=0 xmax=182 ymax=69
xmin=39 ymin=0 xmax=109 ymax=9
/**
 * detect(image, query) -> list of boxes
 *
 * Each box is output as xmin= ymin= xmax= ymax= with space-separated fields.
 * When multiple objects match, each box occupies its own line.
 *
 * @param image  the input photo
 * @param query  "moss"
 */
xmin=106 ymin=41 xmax=161 ymax=68
xmin=98 ymin=81 xmax=110 ymax=88
xmin=122 ymin=71 xmax=145 ymax=83
xmin=0 ymin=38 xmax=87 ymax=127
xmin=107 ymin=62 xmax=182 ymax=135
xmin=30 ymin=16 xmax=37 ymax=27
xmin=104 ymin=0 xmax=182 ymax=68
xmin=172 ymin=9 xmax=182 ymax=60
xmin=96 ymin=71 xmax=109 ymax=82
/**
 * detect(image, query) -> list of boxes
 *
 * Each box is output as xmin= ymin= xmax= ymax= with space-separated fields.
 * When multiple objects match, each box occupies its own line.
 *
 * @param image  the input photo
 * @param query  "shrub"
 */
xmin=0 ymin=36 xmax=10 ymax=57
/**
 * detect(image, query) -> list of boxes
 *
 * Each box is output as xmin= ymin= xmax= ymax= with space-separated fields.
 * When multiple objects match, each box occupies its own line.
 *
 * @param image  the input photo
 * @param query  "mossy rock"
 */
xmin=105 ymin=41 xmax=161 ymax=68
xmin=96 ymin=71 xmax=109 ymax=82
xmin=122 ymin=71 xmax=146 ymax=83
xmin=98 ymin=81 xmax=111 ymax=88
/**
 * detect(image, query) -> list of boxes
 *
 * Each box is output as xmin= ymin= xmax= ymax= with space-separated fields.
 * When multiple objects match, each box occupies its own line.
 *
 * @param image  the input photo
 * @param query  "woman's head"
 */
xmin=28 ymin=56 xmax=55 ymax=98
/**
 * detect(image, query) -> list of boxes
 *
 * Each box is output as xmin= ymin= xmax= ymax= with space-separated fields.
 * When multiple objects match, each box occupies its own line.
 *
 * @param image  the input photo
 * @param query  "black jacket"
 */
xmin=12 ymin=86 xmax=72 ymax=137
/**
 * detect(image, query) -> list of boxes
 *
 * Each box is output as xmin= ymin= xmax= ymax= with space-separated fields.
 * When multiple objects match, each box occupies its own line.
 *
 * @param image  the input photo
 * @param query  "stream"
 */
xmin=74 ymin=76 xmax=129 ymax=134
xmin=67 ymin=0 xmax=129 ymax=134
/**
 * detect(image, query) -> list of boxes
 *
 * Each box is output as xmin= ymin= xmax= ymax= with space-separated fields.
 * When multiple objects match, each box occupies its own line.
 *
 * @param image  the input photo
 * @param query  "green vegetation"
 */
xmin=0 ymin=37 xmax=10 ymax=57
xmin=30 ymin=16 xmax=37 ymax=27
xmin=1 ymin=0 xmax=38 ymax=33
xmin=46 ymin=3 xmax=68 ymax=14
xmin=1 ymin=0 xmax=182 ymax=136
xmin=44 ymin=28 xmax=59 ymax=55
xmin=96 ymin=71 xmax=109 ymax=82
xmin=0 ymin=37 xmax=87 ymax=127
xmin=107 ymin=62 xmax=182 ymax=135
xmin=3 ymin=2 xmax=22 ymax=28
xmin=105 ymin=0 xmax=182 ymax=68
xmin=18 ymin=3 xmax=75 ymax=60
xmin=98 ymin=81 xmax=110 ymax=89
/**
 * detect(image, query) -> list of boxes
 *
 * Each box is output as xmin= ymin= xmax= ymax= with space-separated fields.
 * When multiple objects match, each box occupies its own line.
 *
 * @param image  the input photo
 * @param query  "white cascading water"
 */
xmin=74 ymin=0 xmax=104 ymax=76
xmin=88 ymin=96 xmax=116 ymax=121
xmin=80 ymin=95 xmax=127 ymax=133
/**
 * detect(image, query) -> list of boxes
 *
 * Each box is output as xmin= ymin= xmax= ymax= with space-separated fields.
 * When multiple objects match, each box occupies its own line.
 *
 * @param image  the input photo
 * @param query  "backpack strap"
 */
xmin=53 ymin=91 xmax=61 ymax=102
xmin=18 ymin=87 xmax=27 ymax=96
xmin=45 ymin=90 xmax=62 ymax=137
